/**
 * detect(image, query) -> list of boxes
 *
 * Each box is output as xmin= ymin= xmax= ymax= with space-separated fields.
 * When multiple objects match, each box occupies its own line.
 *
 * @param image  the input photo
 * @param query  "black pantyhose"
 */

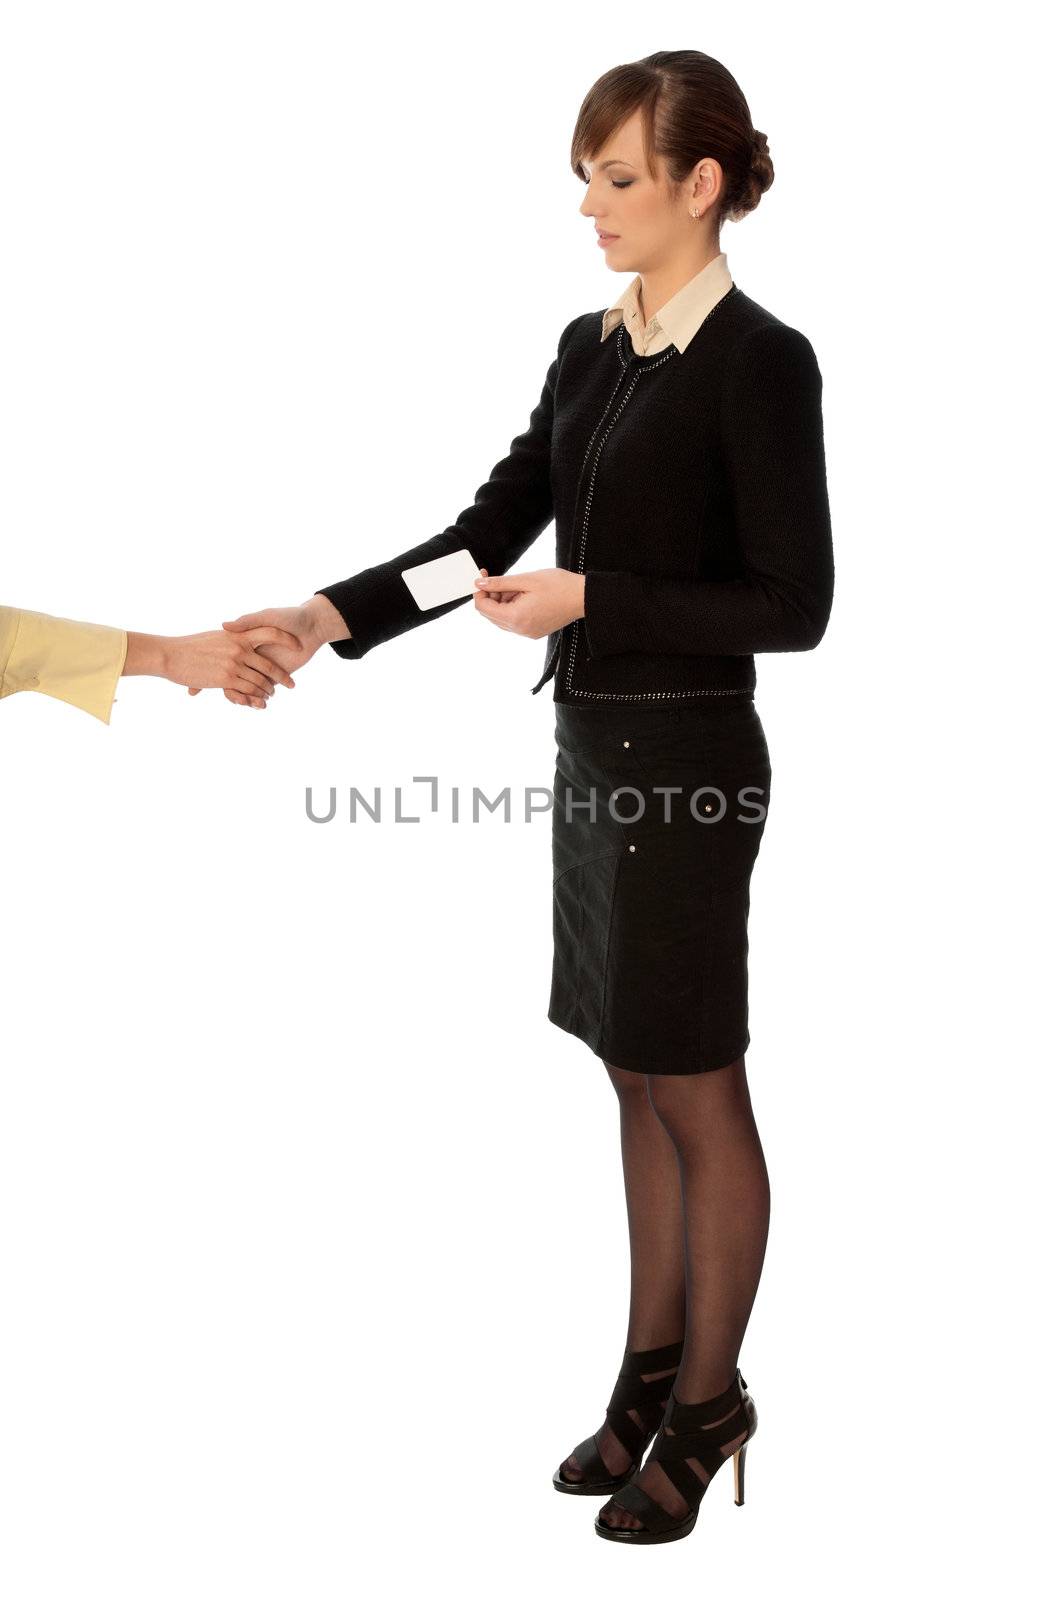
xmin=582 ymin=1056 xmax=771 ymax=1532
xmin=558 ymin=1062 xmax=687 ymax=1484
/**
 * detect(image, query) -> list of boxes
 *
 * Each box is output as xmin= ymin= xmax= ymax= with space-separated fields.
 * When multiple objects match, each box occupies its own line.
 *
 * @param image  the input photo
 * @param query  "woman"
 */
xmin=222 ymin=50 xmax=834 ymax=1546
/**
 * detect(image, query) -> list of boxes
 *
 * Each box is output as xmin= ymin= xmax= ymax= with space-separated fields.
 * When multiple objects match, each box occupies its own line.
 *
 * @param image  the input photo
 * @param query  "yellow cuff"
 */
xmin=0 ymin=607 xmax=128 ymax=723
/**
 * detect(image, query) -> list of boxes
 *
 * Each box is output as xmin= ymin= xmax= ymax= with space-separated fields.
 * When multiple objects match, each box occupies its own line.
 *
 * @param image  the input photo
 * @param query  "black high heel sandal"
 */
xmin=594 ymin=1368 xmax=757 ymax=1542
xmin=553 ymin=1338 xmax=685 ymax=1496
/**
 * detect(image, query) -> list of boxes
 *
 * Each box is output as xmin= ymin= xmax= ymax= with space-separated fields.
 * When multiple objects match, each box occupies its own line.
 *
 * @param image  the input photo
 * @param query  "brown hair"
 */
xmin=571 ymin=51 xmax=774 ymax=223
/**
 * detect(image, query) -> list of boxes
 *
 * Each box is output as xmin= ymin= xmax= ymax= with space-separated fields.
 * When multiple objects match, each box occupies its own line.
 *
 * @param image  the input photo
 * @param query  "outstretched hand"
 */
xmin=139 ymin=625 xmax=301 ymax=709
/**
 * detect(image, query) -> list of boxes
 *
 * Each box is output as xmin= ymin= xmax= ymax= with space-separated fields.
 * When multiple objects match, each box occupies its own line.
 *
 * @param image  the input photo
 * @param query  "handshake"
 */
xmin=147 ymin=564 xmax=589 ymax=709
xmin=140 ymin=594 xmax=350 ymax=710
xmin=3 ymin=569 xmax=582 ymax=726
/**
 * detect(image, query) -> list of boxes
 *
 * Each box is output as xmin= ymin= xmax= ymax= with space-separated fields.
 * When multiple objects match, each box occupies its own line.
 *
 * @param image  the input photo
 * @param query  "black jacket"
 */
xmin=316 ymin=283 xmax=834 ymax=702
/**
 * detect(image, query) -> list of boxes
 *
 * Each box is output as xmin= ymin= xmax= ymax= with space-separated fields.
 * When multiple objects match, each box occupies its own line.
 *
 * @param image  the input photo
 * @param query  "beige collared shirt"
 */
xmin=0 ymin=606 xmax=128 ymax=724
xmin=601 ymin=250 xmax=733 ymax=356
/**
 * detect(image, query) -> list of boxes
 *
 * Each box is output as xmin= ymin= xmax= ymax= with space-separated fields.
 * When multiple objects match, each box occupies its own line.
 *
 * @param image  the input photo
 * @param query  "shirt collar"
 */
xmin=600 ymin=251 xmax=733 ymax=354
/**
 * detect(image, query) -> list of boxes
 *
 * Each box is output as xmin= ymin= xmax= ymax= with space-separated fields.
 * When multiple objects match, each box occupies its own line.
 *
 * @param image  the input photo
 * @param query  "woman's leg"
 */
xmin=559 ymin=1060 xmax=687 ymax=1481
xmin=598 ymin=1054 xmax=771 ymax=1529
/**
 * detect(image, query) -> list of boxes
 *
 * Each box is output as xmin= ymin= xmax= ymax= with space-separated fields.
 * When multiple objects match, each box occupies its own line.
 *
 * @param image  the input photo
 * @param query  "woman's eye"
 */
xmin=611 ymin=180 xmax=633 ymax=189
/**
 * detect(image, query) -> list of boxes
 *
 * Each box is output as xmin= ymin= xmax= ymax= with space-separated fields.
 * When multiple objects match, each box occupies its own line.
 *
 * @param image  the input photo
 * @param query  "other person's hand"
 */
xmin=125 ymin=626 xmax=301 ymax=709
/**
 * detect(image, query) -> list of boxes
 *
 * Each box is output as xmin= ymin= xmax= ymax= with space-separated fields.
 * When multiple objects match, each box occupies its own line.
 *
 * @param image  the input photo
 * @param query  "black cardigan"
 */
xmin=316 ymin=283 xmax=834 ymax=702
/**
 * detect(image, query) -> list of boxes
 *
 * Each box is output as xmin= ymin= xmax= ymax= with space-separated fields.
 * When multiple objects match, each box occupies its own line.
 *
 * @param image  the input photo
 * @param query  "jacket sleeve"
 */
xmin=580 ymin=322 xmax=835 ymax=658
xmin=316 ymin=314 xmax=583 ymax=660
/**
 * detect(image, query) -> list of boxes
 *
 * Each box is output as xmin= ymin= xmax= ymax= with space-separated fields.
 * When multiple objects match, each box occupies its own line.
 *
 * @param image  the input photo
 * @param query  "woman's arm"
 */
xmin=580 ymin=322 xmax=835 ymax=658
xmin=0 ymin=607 xmax=127 ymax=723
xmin=312 ymin=313 xmax=584 ymax=661
xmin=0 ymin=605 xmax=301 ymax=723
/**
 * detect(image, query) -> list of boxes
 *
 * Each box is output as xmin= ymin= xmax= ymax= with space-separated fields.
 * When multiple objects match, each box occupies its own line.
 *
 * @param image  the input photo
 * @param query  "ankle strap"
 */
xmin=660 ymin=1369 xmax=745 ymax=1434
xmin=619 ymin=1339 xmax=684 ymax=1376
xmin=605 ymin=1339 xmax=685 ymax=1418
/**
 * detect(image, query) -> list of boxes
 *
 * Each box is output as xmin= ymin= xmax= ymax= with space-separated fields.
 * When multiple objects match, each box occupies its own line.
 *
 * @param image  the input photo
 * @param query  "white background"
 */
xmin=1 ymin=3 xmax=1058 ymax=1596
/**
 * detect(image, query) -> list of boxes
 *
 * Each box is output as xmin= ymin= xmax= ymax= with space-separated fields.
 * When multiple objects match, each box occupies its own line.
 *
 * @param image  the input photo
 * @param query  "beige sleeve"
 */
xmin=0 ymin=605 xmax=129 ymax=724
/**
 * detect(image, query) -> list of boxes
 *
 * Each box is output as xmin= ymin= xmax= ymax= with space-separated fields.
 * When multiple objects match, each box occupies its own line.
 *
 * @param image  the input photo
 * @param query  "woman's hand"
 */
xmin=222 ymin=595 xmax=350 ymax=668
xmin=125 ymin=626 xmax=302 ymax=709
xmin=188 ymin=594 xmax=350 ymax=708
xmin=472 ymin=567 xmax=585 ymax=638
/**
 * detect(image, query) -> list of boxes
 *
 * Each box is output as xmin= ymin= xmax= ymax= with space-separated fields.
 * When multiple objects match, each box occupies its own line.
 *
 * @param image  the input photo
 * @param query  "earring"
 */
xmin=690 ymin=207 xmax=700 ymax=220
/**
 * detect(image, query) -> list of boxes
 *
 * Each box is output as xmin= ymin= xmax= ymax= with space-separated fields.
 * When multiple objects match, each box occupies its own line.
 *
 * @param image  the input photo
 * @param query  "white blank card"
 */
xmin=401 ymin=548 xmax=482 ymax=610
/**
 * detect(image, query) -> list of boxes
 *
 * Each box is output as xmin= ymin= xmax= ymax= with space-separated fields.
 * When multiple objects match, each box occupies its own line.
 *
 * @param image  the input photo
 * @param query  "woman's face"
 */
xmin=578 ymin=108 xmax=720 ymax=273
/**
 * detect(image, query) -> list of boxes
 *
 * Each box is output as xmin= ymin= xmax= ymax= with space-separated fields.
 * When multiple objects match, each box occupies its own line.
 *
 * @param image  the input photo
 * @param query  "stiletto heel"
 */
xmin=733 ymin=1438 xmax=748 ymax=1505
xmin=595 ymin=1368 xmax=758 ymax=1543
xmin=553 ymin=1338 xmax=684 ymax=1495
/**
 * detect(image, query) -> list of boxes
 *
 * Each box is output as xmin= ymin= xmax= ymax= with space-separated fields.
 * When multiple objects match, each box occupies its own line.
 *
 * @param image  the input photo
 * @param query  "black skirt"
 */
xmin=549 ymin=694 xmax=772 ymax=1075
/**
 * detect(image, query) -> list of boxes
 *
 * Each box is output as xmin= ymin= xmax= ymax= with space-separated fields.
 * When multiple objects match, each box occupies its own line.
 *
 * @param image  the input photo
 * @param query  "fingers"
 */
xmin=475 ymin=574 xmax=523 ymax=603
xmin=189 ymin=682 xmax=268 ymax=708
xmin=224 ymin=686 xmax=268 ymax=709
xmin=230 ymin=662 xmax=279 ymax=697
xmin=239 ymin=649 xmax=295 ymax=689
xmin=474 ymin=574 xmax=525 ymax=591
xmin=474 ymin=592 xmax=522 ymax=632
xmin=243 ymin=625 xmax=303 ymax=653
xmin=236 ymin=649 xmax=294 ymax=688
xmin=474 ymin=568 xmax=506 ymax=603
xmin=222 ymin=614 xmax=265 ymax=632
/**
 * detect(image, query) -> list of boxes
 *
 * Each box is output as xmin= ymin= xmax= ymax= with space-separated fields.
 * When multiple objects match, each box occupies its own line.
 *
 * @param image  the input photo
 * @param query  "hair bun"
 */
xmin=730 ymin=127 xmax=774 ymax=219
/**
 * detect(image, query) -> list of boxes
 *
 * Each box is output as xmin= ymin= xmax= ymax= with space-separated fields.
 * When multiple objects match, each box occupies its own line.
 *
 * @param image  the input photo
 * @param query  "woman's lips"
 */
xmin=597 ymin=232 xmax=618 ymax=247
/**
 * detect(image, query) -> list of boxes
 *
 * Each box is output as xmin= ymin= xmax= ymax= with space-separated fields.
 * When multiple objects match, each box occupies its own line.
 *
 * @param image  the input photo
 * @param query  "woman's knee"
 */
xmin=645 ymin=1055 xmax=749 ymax=1127
xmin=603 ymin=1059 xmax=653 ymax=1104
